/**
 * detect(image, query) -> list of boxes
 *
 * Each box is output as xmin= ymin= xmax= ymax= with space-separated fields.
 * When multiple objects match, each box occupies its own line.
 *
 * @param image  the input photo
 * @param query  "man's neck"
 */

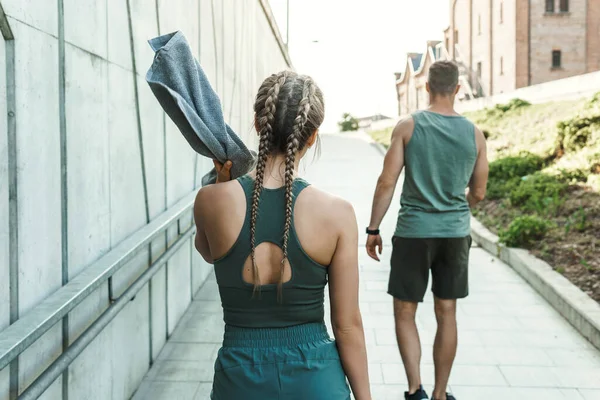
xmin=428 ymin=96 xmax=457 ymax=116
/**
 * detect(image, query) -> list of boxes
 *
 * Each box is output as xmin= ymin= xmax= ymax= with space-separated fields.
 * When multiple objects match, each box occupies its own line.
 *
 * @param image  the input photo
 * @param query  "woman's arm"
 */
xmin=328 ymin=200 xmax=371 ymax=400
xmin=194 ymin=189 xmax=214 ymax=264
xmin=193 ymin=160 xmax=233 ymax=264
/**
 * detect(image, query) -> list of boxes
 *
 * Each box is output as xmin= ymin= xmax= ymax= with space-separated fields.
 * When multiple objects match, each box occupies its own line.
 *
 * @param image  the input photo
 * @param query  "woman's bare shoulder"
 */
xmin=195 ymin=179 xmax=244 ymax=215
xmin=299 ymin=185 xmax=356 ymax=226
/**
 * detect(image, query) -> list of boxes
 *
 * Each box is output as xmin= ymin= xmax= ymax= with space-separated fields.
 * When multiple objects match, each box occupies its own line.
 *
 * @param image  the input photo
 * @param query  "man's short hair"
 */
xmin=428 ymin=61 xmax=459 ymax=96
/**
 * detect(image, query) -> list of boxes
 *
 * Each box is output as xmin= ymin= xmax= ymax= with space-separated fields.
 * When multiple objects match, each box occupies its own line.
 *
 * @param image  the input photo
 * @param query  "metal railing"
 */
xmin=0 ymin=190 xmax=198 ymax=399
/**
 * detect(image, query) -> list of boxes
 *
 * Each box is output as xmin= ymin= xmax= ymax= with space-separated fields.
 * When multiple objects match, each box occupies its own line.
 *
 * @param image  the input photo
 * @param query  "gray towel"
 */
xmin=146 ymin=31 xmax=256 ymax=186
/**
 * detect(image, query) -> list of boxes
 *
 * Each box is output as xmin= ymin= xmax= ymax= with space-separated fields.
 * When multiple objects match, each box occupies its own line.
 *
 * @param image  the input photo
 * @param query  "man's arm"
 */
xmin=366 ymin=117 xmax=413 ymax=261
xmin=467 ymin=126 xmax=489 ymax=208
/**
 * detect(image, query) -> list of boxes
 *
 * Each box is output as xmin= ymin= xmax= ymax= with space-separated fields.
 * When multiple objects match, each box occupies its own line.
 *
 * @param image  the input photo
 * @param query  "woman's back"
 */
xmin=198 ymin=174 xmax=346 ymax=327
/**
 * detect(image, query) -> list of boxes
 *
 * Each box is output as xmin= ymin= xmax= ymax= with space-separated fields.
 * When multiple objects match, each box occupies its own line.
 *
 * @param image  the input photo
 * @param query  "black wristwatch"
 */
xmin=366 ymin=227 xmax=380 ymax=235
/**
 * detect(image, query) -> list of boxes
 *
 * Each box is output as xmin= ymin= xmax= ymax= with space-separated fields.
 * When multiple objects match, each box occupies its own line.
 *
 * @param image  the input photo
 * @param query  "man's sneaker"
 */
xmin=432 ymin=394 xmax=456 ymax=400
xmin=405 ymin=385 xmax=429 ymax=400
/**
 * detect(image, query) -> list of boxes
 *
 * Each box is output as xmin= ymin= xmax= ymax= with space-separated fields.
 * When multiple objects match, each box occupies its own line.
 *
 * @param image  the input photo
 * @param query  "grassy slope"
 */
xmin=466 ymin=98 xmax=600 ymax=183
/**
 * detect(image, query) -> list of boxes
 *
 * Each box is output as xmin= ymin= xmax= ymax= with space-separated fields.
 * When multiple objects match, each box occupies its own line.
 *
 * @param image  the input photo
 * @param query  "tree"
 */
xmin=338 ymin=113 xmax=359 ymax=132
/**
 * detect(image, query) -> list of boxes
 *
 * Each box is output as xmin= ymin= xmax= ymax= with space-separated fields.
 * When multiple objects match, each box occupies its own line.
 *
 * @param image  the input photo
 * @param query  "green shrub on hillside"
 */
xmin=557 ymin=168 xmax=590 ymax=184
xmin=556 ymin=114 xmax=600 ymax=152
xmin=486 ymin=153 xmax=545 ymax=200
xmin=509 ymin=173 xmax=567 ymax=214
xmin=486 ymin=98 xmax=531 ymax=119
xmin=587 ymin=92 xmax=600 ymax=107
xmin=499 ymin=215 xmax=551 ymax=248
xmin=488 ymin=153 xmax=545 ymax=181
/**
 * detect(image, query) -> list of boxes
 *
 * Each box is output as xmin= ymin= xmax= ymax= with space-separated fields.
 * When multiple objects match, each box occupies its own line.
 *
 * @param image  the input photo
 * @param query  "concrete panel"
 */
xmin=1 ymin=0 xmax=57 ymax=37
xmin=191 ymin=241 xmax=211 ymax=297
xmin=199 ymin=0 xmax=217 ymax=87
xmin=68 ymin=283 xmax=108 ymax=343
xmin=150 ymin=264 xmax=167 ymax=361
xmin=18 ymin=325 xmax=62 ymax=398
xmin=106 ymin=0 xmax=132 ymax=70
xmin=65 ymin=43 xmax=110 ymax=275
xmin=67 ymin=288 xmax=111 ymax=400
xmin=167 ymin=247 xmax=192 ymax=335
xmin=157 ymin=0 xmax=199 ymax=58
xmin=64 ymin=0 xmax=108 ymax=58
xmin=13 ymin=22 xmax=62 ymax=315
xmin=0 ymin=31 xmax=9 ymax=332
xmin=112 ymin=249 xmax=148 ymax=299
xmin=111 ymin=287 xmax=150 ymax=400
xmin=222 ymin=0 xmax=235 ymax=127
xmin=129 ymin=0 xmax=159 ymax=76
xmin=0 ymin=369 xmax=8 ymax=400
xmin=108 ymin=64 xmax=146 ymax=246
xmin=166 ymin=225 xmax=191 ymax=335
xmin=165 ymin=118 xmax=195 ymax=207
xmin=211 ymin=0 xmax=224 ymax=97
xmin=137 ymin=78 xmax=165 ymax=219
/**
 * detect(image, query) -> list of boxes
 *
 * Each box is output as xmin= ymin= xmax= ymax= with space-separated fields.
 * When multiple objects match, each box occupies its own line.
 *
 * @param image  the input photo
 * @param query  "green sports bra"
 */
xmin=213 ymin=175 xmax=328 ymax=328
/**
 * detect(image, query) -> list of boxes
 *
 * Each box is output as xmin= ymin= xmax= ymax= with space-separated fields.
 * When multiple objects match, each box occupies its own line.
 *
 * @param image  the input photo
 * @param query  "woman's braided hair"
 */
xmin=251 ymin=71 xmax=324 ymax=297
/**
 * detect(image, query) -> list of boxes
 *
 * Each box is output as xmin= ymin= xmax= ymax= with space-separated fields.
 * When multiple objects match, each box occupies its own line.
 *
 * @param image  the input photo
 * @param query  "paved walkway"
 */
xmin=133 ymin=134 xmax=600 ymax=400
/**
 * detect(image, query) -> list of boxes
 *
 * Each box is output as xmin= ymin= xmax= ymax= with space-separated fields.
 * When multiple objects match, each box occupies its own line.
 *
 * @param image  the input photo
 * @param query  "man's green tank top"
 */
xmin=395 ymin=110 xmax=477 ymax=238
xmin=214 ymin=175 xmax=327 ymax=328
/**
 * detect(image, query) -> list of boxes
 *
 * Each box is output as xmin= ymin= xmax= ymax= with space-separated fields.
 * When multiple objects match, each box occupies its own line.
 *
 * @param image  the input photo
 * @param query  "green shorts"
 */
xmin=388 ymin=236 xmax=471 ymax=302
xmin=211 ymin=322 xmax=351 ymax=400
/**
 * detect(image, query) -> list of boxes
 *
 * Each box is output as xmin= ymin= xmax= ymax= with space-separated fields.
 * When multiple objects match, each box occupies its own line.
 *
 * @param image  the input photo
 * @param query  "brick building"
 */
xmin=396 ymin=0 xmax=600 ymax=116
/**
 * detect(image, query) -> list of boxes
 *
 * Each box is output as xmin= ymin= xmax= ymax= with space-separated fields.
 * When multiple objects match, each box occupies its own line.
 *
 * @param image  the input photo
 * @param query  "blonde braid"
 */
xmin=250 ymin=72 xmax=288 ymax=293
xmin=279 ymin=78 xmax=315 ymax=299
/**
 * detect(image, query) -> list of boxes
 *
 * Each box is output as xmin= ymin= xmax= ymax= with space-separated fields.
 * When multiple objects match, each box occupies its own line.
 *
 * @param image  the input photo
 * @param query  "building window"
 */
xmin=546 ymin=0 xmax=555 ymax=13
xmin=500 ymin=2 xmax=504 ymax=23
xmin=478 ymin=14 xmax=482 ymax=35
xmin=552 ymin=50 xmax=562 ymax=68
xmin=454 ymin=30 xmax=459 ymax=44
xmin=500 ymin=57 xmax=504 ymax=75
xmin=560 ymin=0 xmax=569 ymax=12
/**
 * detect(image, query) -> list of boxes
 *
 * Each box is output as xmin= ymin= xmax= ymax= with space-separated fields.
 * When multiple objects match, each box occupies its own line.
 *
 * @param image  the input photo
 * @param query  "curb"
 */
xmin=470 ymin=217 xmax=600 ymax=351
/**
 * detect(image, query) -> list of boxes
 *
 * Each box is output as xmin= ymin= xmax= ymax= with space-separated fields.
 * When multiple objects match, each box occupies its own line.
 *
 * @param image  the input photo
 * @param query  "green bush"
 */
xmin=488 ymin=153 xmax=545 ymax=181
xmin=487 ymin=177 xmax=520 ymax=200
xmin=587 ymin=92 xmax=600 ymax=107
xmin=509 ymin=173 xmax=567 ymax=214
xmin=557 ymin=169 xmax=589 ymax=184
xmin=486 ymin=98 xmax=531 ymax=118
xmin=499 ymin=215 xmax=550 ymax=248
xmin=556 ymin=114 xmax=600 ymax=152
xmin=338 ymin=113 xmax=359 ymax=132
xmin=565 ymin=207 xmax=587 ymax=234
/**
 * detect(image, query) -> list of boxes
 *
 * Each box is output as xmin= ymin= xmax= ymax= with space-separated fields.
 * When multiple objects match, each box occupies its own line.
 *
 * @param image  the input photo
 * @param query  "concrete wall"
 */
xmin=0 ymin=1 xmax=290 ymax=399
xmin=456 ymin=70 xmax=600 ymax=113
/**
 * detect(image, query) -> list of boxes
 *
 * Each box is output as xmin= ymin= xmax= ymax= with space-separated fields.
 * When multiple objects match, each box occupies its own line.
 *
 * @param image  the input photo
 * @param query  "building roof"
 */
xmin=357 ymin=114 xmax=392 ymax=122
xmin=396 ymin=41 xmax=450 ymax=84
xmin=410 ymin=54 xmax=423 ymax=71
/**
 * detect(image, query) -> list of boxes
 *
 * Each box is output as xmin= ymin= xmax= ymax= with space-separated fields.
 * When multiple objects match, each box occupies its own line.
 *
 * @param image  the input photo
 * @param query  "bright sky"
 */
xmin=269 ymin=0 xmax=449 ymax=132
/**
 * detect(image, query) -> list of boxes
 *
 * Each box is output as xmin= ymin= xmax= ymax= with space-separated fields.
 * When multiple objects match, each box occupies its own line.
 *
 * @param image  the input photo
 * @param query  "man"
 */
xmin=365 ymin=61 xmax=488 ymax=400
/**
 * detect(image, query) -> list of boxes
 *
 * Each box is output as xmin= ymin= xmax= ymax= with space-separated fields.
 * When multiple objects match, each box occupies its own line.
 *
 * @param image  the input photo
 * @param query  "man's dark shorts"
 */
xmin=388 ymin=236 xmax=471 ymax=302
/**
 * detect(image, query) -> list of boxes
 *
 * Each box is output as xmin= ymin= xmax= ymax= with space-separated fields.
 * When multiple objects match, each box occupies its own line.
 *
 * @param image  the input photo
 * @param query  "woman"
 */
xmin=193 ymin=71 xmax=371 ymax=400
